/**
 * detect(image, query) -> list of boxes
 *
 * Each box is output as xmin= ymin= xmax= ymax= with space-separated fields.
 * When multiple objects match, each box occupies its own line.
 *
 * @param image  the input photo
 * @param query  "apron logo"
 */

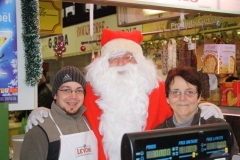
xmin=75 ymin=144 xmax=93 ymax=157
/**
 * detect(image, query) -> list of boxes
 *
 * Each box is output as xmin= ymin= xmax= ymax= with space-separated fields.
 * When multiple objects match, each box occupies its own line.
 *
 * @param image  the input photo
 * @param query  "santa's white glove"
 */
xmin=198 ymin=102 xmax=224 ymax=120
xmin=26 ymin=107 xmax=50 ymax=132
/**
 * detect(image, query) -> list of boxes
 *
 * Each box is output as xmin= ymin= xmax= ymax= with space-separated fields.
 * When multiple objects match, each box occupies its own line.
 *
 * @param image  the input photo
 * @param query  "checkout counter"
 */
xmin=121 ymin=123 xmax=240 ymax=160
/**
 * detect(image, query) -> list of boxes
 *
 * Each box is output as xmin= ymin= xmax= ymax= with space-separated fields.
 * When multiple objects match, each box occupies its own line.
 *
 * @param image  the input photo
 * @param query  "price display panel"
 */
xmin=121 ymin=123 xmax=233 ymax=160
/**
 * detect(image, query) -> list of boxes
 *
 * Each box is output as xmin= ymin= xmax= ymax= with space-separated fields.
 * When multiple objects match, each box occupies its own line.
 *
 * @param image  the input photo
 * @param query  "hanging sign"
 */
xmin=0 ymin=0 xmax=18 ymax=103
xmin=39 ymin=1 xmax=62 ymax=34
xmin=90 ymin=0 xmax=240 ymax=16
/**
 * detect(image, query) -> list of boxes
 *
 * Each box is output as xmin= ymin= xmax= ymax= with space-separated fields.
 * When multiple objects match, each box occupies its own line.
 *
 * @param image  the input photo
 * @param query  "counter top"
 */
xmin=201 ymin=101 xmax=240 ymax=116
xmin=219 ymin=106 xmax=240 ymax=117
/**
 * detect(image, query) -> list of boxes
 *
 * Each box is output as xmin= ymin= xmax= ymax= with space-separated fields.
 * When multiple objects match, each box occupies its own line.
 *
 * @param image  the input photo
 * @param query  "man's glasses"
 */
xmin=169 ymin=90 xmax=197 ymax=98
xmin=108 ymin=54 xmax=133 ymax=64
xmin=58 ymin=89 xmax=84 ymax=95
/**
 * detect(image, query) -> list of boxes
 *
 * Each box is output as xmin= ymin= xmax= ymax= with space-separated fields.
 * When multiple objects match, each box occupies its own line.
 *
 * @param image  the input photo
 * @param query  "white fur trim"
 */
xmin=101 ymin=38 xmax=143 ymax=56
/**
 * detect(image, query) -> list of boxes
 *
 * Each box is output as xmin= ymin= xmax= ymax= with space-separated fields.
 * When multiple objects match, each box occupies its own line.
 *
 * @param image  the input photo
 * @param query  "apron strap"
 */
xmin=83 ymin=116 xmax=91 ymax=130
xmin=49 ymin=113 xmax=63 ymax=135
xmin=49 ymin=113 xmax=91 ymax=135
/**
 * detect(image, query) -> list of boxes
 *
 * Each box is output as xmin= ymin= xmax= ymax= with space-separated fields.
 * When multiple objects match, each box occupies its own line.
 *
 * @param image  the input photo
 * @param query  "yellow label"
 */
xmin=225 ymin=82 xmax=233 ymax=87
xmin=39 ymin=1 xmax=62 ymax=34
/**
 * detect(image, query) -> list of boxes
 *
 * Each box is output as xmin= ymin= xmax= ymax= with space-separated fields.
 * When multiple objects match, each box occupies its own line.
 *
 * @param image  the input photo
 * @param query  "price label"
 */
xmin=188 ymin=43 xmax=196 ymax=50
xmin=184 ymin=36 xmax=189 ymax=42
xmin=162 ymin=40 xmax=167 ymax=46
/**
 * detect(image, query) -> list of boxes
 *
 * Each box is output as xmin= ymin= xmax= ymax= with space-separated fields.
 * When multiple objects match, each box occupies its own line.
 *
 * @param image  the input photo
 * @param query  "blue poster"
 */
xmin=0 ymin=0 xmax=18 ymax=102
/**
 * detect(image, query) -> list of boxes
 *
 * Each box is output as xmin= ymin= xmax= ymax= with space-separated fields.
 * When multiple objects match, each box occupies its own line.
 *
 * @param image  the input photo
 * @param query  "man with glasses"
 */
xmin=26 ymin=29 xmax=223 ymax=160
xmin=154 ymin=66 xmax=239 ymax=155
xmin=20 ymin=66 xmax=98 ymax=160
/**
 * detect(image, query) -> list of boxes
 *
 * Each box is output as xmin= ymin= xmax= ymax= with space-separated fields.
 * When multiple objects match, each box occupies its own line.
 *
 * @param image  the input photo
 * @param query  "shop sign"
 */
xmin=41 ymin=14 xmax=142 ymax=59
xmin=142 ymin=15 xmax=240 ymax=41
xmin=142 ymin=20 xmax=169 ymax=41
xmin=48 ymin=35 xmax=69 ymax=49
xmin=104 ymin=0 xmax=240 ymax=15
xmin=170 ymin=15 xmax=240 ymax=33
xmin=0 ymin=0 xmax=18 ymax=103
xmin=75 ymin=14 xmax=142 ymax=53
xmin=39 ymin=1 xmax=62 ymax=34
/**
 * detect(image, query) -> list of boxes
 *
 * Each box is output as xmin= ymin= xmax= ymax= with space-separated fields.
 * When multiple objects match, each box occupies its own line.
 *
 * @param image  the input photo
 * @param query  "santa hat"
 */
xmin=101 ymin=28 xmax=143 ymax=56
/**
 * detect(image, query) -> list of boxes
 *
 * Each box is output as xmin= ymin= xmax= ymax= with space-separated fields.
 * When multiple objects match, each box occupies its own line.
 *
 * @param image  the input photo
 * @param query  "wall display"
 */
xmin=0 ymin=0 xmax=18 ymax=103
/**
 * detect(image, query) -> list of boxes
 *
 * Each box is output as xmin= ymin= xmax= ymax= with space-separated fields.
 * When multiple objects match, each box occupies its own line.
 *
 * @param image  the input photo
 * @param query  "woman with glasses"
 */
xmin=154 ymin=66 xmax=239 ymax=155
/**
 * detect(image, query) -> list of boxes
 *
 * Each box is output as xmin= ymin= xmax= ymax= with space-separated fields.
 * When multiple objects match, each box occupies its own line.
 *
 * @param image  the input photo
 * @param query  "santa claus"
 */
xmin=27 ymin=28 xmax=223 ymax=160
xmin=83 ymin=28 xmax=173 ymax=160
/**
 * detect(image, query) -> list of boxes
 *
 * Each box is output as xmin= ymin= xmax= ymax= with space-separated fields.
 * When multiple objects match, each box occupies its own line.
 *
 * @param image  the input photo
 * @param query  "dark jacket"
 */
xmin=155 ymin=107 xmax=239 ymax=156
xmin=38 ymin=83 xmax=53 ymax=109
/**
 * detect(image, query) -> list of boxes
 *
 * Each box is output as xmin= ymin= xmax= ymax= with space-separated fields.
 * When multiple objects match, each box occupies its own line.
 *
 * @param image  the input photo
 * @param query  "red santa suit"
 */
xmin=83 ymin=81 xmax=173 ymax=160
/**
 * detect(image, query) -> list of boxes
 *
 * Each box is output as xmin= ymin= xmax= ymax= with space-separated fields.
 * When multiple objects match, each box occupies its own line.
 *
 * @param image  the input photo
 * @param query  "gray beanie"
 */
xmin=52 ymin=66 xmax=86 ymax=97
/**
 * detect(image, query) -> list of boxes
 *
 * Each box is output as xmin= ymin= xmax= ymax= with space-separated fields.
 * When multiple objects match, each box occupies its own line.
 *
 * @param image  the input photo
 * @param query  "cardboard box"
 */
xmin=202 ymin=44 xmax=236 ymax=74
xmin=221 ymin=82 xmax=240 ymax=107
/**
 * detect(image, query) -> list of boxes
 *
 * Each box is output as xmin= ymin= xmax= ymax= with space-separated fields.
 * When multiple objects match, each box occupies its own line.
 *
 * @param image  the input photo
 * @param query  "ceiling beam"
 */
xmin=52 ymin=0 xmax=240 ymax=17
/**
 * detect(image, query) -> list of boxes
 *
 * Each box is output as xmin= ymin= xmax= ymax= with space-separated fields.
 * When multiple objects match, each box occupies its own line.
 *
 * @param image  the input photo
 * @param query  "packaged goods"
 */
xmin=202 ymin=44 xmax=236 ymax=74
xmin=221 ymin=82 xmax=240 ymax=107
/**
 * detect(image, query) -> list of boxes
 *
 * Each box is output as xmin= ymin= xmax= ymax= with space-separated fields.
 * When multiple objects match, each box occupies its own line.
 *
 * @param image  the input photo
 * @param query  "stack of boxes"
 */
xmin=202 ymin=44 xmax=239 ymax=107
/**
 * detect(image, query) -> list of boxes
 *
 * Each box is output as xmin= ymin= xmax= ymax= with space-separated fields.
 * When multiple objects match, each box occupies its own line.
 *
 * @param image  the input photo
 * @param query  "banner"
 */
xmin=0 ymin=0 xmax=18 ymax=102
xmin=41 ymin=14 xmax=142 ymax=60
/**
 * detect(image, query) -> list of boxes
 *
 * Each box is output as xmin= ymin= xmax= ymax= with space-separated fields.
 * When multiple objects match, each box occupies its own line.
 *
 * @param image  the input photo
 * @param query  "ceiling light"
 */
xmin=143 ymin=9 xmax=166 ymax=16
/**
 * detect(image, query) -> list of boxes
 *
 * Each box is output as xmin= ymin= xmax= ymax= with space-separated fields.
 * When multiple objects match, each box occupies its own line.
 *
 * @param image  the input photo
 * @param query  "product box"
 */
xmin=221 ymin=82 xmax=240 ymax=107
xmin=202 ymin=44 xmax=236 ymax=74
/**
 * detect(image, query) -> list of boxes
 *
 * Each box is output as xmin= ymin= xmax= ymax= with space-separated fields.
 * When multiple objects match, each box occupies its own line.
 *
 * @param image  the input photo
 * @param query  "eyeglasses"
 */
xmin=169 ymin=90 xmax=198 ymax=98
xmin=108 ymin=54 xmax=134 ymax=64
xmin=58 ymin=89 xmax=84 ymax=95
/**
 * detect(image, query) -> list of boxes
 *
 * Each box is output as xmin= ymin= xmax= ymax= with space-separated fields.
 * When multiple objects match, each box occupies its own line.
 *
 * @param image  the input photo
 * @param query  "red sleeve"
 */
xmin=145 ymin=81 xmax=173 ymax=130
xmin=83 ymin=83 xmax=106 ymax=160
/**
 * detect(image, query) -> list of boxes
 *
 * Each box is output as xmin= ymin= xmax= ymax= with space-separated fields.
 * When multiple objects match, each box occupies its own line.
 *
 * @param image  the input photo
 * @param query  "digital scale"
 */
xmin=121 ymin=123 xmax=234 ymax=160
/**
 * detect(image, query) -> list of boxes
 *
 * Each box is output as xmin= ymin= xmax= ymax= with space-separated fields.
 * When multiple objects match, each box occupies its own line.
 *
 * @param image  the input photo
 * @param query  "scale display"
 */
xmin=121 ymin=123 xmax=233 ymax=160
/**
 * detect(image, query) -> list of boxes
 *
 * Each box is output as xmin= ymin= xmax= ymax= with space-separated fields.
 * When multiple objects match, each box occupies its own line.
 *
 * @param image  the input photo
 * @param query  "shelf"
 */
xmin=219 ymin=106 xmax=240 ymax=117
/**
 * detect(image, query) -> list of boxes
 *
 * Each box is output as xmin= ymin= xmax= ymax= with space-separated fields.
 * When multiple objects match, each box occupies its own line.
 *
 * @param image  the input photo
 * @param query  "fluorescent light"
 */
xmin=238 ymin=31 xmax=240 ymax=34
xmin=143 ymin=9 xmax=166 ymax=16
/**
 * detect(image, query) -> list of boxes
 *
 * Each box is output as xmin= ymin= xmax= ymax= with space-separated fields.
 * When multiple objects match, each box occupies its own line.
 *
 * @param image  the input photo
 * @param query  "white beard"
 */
xmin=85 ymin=53 xmax=159 ymax=160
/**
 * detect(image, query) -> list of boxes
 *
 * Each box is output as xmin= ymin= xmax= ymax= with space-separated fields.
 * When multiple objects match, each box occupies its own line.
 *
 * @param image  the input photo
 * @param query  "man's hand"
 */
xmin=198 ymin=102 xmax=224 ymax=120
xmin=26 ymin=107 xmax=50 ymax=132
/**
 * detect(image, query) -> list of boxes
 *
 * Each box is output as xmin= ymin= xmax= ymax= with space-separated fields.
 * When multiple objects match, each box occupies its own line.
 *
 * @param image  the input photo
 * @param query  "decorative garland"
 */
xmin=21 ymin=0 xmax=42 ymax=86
xmin=53 ymin=35 xmax=66 ymax=58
